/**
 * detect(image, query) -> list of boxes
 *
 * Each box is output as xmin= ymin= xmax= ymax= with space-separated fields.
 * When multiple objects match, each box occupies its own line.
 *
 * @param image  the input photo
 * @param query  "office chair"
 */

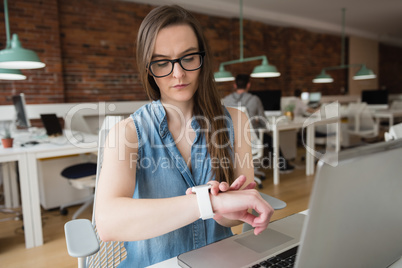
xmin=65 ymin=115 xmax=126 ymax=268
xmin=390 ymin=100 xmax=402 ymax=110
xmin=314 ymin=103 xmax=340 ymax=150
xmin=235 ymin=106 xmax=266 ymax=189
xmin=59 ymin=162 xmax=97 ymax=219
xmin=385 ymin=123 xmax=402 ymax=141
xmin=346 ymin=102 xmax=378 ymax=138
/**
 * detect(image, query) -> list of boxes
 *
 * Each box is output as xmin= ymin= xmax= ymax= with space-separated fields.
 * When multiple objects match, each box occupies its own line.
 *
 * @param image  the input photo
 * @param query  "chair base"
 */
xmin=60 ymin=194 xmax=94 ymax=219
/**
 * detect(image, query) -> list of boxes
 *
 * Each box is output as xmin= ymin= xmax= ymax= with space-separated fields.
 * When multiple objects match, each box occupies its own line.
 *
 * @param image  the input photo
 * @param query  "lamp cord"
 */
xmin=239 ymin=0 xmax=243 ymax=61
xmin=3 ymin=0 xmax=11 ymax=48
xmin=341 ymin=8 xmax=346 ymax=67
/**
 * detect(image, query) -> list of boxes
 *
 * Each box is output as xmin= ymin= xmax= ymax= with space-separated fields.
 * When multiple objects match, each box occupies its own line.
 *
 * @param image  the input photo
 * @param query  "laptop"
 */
xmin=40 ymin=113 xmax=63 ymax=137
xmin=177 ymin=139 xmax=402 ymax=268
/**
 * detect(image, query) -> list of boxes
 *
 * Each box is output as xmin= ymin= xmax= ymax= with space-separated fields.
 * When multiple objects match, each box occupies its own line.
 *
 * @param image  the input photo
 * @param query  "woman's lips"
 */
xmin=173 ymin=83 xmax=189 ymax=89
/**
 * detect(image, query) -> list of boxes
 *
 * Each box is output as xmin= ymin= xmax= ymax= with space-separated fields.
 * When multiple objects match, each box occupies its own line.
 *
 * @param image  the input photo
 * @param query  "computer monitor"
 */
xmin=308 ymin=92 xmax=321 ymax=103
xmin=361 ymin=89 xmax=388 ymax=109
xmin=308 ymin=92 xmax=321 ymax=108
xmin=249 ymin=90 xmax=282 ymax=111
xmin=12 ymin=93 xmax=31 ymax=128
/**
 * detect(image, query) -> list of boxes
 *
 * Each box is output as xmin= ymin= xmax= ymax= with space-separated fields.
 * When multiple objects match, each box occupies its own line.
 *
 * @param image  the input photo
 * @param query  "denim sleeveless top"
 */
xmin=118 ymin=100 xmax=235 ymax=267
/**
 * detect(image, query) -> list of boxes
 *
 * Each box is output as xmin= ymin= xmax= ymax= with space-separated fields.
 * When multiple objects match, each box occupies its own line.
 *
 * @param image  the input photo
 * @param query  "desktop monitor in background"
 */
xmin=308 ymin=92 xmax=321 ymax=108
xmin=250 ymin=90 xmax=282 ymax=114
xmin=12 ymin=93 xmax=31 ymax=128
xmin=361 ymin=89 xmax=389 ymax=109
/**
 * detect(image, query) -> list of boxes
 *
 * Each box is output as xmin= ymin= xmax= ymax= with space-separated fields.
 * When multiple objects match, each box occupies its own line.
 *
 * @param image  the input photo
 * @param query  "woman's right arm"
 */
xmin=95 ymin=118 xmax=202 ymax=241
xmin=95 ymin=118 xmax=272 ymax=242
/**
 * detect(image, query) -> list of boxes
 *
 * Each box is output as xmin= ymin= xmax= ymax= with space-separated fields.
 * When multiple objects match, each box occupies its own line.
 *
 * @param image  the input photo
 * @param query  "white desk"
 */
xmin=0 ymin=132 xmax=97 ymax=248
xmin=0 ymin=147 xmax=33 ymax=247
xmin=262 ymin=115 xmax=340 ymax=185
xmin=373 ymin=109 xmax=402 ymax=128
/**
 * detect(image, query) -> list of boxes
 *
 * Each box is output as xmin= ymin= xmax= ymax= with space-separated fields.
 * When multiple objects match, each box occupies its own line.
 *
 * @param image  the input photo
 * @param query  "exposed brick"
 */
xmin=0 ymin=0 xmax=400 ymax=106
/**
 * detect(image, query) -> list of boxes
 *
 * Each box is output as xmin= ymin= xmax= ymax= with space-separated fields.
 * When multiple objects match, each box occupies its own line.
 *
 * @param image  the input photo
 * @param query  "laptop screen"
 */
xmin=40 ymin=113 xmax=63 ymax=137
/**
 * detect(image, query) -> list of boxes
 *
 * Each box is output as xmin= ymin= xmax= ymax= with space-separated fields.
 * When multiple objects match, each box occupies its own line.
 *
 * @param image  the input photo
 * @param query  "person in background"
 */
xmin=95 ymin=5 xmax=274 ymax=267
xmin=293 ymin=89 xmax=317 ymax=117
xmin=222 ymin=74 xmax=294 ymax=174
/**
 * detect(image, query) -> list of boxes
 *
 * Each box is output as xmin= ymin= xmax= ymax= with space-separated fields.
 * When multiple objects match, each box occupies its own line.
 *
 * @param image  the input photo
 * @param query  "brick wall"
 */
xmin=0 ymin=0 xmax=400 ymax=105
xmin=379 ymin=43 xmax=402 ymax=94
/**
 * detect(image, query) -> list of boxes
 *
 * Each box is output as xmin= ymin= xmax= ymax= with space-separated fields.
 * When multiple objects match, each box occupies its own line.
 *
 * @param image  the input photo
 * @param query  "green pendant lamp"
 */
xmin=0 ymin=68 xmax=26 ymax=80
xmin=353 ymin=64 xmax=376 ymax=80
xmin=214 ymin=65 xmax=235 ymax=82
xmin=250 ymin=57 xmax=280 ymax=78
xmin=313 ymin=8 xmax=376 ymax=84
xmin=214 ymin=0 xmax=280 ymax=82
xmin=312 ymin=70 xmax=334 ymax=83
xmin=0 ymin=0 xmax=45 ymax=70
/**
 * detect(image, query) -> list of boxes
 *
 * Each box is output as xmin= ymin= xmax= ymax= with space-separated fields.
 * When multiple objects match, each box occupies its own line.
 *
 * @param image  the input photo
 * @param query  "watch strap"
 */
xmin=192 ymin=184 xmax=214 ymax=220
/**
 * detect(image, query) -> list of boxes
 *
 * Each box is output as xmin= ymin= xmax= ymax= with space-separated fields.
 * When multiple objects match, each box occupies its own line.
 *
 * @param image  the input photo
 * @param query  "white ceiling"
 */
xmin=122 ymin=0 xmax=402 ymax=47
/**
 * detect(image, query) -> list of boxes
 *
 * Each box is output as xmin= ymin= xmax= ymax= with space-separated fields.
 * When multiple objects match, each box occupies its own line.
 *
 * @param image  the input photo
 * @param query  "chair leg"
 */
xmin=72 ymin=196 xmax=94 ymax=220
xmin=254 ymin=176 xmax=263 ymax=189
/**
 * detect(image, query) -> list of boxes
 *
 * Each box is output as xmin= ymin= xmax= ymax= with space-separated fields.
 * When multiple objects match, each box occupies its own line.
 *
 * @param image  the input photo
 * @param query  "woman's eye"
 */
xmin=156 ymin=61 xmax=169 ymax=68
xmin=182 ymin=56 xmax=194 ymax=63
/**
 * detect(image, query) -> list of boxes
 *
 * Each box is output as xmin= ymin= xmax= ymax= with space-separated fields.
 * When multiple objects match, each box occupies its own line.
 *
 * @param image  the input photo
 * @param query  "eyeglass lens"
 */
xmin=150 ymin=53 xmax=203 ymax=77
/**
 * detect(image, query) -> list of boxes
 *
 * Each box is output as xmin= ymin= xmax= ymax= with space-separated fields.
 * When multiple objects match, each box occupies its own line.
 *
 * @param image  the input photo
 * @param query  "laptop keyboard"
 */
xmin=249 ymin=246 xmax=298 ymax=268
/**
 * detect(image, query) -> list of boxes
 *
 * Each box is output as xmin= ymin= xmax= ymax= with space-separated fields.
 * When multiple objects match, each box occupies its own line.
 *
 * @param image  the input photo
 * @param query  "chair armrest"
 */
xmin=64 ymin=219 xmax=100 ymax=258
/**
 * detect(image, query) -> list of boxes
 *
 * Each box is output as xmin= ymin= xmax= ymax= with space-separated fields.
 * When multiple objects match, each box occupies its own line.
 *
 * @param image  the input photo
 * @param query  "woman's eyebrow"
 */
xmin=151 ymin=47 xmax=199 ymax=60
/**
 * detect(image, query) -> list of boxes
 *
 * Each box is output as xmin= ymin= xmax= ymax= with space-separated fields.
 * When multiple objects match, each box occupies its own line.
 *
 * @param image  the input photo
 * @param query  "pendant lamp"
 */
xmin=313 ymin=8 xmax=376 ymax=83
xmin=0 ymin=68 xmax=26 ymax=80
xmin=0 ymin=0 xmax=45 ymax=70
xmin=214 ymin=0 xmax=280 ymax=82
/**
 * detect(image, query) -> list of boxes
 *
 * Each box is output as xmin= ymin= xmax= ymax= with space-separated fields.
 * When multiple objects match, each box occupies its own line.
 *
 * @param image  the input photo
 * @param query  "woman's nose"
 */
xmin=172 ymin=61 xmax=185 ymax=79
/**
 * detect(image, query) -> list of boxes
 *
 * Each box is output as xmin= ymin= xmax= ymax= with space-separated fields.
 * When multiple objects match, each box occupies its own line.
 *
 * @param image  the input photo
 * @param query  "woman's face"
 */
xmin=150 ymin=24 xmax=201 ymax=105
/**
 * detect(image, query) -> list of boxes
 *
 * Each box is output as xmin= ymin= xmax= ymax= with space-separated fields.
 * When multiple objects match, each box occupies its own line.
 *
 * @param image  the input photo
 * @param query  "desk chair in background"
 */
xmin=65 ymin=115 xmax=126 ymax=268
xmin=235 ymin=106 xmax=266 ymax=189
xmin=59 ymin=162 xmax=97 ymax=219
xmin=346 ymin=102 xmax=378 ymax=138
xmin=390 ymin=100 xmax=402 ymax=111
xmin=385 ymin=123 xmax=402 ymax=141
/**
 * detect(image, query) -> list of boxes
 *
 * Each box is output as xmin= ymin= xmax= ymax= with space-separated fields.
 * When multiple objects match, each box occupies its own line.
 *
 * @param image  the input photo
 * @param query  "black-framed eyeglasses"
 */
xmin=148 ymin=51 xmax=205 ymax=78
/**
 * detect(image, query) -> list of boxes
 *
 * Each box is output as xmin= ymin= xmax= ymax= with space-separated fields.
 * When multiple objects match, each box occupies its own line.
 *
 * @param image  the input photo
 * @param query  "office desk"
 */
xmin=373 ymin=109 xmax=402 ymax=128
xmin=0 ymin=147 xmax=33 ymax=247
xmin=261 ymin=115 xmax=340 ymax=185
xmin=0 ymin=132 xmax=97 ymax=248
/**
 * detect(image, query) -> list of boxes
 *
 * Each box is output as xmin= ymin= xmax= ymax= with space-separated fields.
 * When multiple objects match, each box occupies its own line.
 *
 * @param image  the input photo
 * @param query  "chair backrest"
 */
xmin=233 ymin=106 xmax=264 ymax=160
xmin=390 ymin=100 xmax=402 ymax=110
xmin=385 ymin=122 xmax=402 ymax=141
xmin=88 ymin=115 xmax=126 ymax=268
xmin=347 ymin=102 xmax=378 ymax=137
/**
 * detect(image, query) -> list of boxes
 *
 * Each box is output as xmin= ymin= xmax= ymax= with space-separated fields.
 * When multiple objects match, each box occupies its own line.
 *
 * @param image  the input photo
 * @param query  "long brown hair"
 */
xmin=136 ymin=5 xmax=234 ymax=184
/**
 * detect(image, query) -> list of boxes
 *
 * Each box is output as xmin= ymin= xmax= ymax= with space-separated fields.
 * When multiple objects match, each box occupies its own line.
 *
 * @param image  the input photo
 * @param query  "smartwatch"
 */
xmin=191 ymin=184 xmax=215 ymax=220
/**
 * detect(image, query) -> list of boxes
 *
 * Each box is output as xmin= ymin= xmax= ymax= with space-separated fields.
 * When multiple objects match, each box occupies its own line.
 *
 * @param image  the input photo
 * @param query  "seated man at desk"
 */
xmin=222 ymin=74 xmax=294 ymax=173
xmin=293 ymin=89 xmax=318 ymax=117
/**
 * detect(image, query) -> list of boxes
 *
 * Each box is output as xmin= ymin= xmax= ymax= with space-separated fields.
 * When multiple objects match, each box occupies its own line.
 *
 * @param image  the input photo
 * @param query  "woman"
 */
xmin=95 ymin=5 xmax=273 ymax=267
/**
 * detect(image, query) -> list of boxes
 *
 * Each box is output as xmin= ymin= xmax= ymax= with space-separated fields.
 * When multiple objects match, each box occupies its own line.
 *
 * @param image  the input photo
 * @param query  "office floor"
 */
xmin=0 ymin=154 xmax=314 ymax=268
